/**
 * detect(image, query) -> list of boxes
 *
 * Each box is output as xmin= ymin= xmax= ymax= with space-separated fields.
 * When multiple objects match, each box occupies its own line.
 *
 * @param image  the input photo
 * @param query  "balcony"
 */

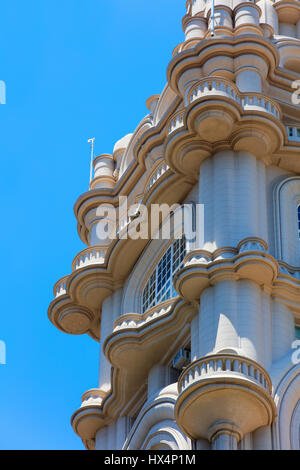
xmin=49 ymin=246 xmax=111 ymax=338
xmin=53 ymin=247 xmax=108 ymax=300
xmin=146 ymin=161 xmax=170 ymax=191
xmin=53 ymin=275 xmax=69 ymax=298
xmin=175 ymin=354 xmax=277 ymax=442
xmin=286 ymin=126 xmax=300 ymax=142
xmin=71 ymin=246 xmax=107 ymax=271
xmin=178 ymin=354 xmax=272 ymax=395
xmin=168 ymin=110 xmax=185 ymax=135
xmin=187 ymin=78 xmax=281 ymax=120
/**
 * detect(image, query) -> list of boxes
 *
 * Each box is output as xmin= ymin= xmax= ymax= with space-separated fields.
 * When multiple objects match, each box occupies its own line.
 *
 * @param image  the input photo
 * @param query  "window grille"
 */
xmin=142 ymin=238 xmax=186 ymax=313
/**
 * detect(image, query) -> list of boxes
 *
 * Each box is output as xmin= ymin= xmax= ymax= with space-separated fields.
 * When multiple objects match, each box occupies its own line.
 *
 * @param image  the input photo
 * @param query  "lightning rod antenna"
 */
xmin=211 ymin=0 xmax=215 ymax=37
xmin=88 ymin=137 xmax=95 ymax=186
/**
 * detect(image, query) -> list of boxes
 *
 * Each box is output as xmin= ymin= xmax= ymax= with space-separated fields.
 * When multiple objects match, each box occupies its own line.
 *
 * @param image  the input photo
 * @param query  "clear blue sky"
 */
xmin=0 ymin=0 xmax=184 ymax=450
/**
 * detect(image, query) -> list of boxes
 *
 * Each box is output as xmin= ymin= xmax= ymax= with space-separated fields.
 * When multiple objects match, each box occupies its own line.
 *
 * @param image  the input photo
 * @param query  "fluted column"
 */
xmin=188 ymin=0 xmax=208 ymax=17
xmin=148 ymin=365 xmax=170 ymax=399
xmin=194 ymin=150 xmax=271 ymax=365
xmin=90 ymin=153 xmax=115 ymax=190
xmin=234 ymin=1 xmax=262 ymax=35
xmin=257 ymin=0 xmax=278 ymax=35
xmin=88 ymin=204 xmax=117 ymax=246
xmin=199 ymin=150 xmax=268 ymax=250
xmin=236 ymin=69 xmax=262 ymax=92
xmin=297 ymin=19 xmax=300 ymax=39
xmin=98 ymin=295 xmax=114 ymax=391
xmin=98 ymin=289 xmax=122 ymax=391
xmin=208 ymin=422 xmax=242 ymax=450
xmin=95 ymin=417 xmax=129 ymax=450
xmin=196 ymin=280 xmax=272 ymax=364
xmin=207 ymin=5 xmax=233 ymax=36
xmin=184 ymin=16 xmax=207 ymax=41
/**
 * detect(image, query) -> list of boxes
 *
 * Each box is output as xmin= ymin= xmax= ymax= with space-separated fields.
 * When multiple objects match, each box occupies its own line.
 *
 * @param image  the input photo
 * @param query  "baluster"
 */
xmin=241 ymin=361 xmax=247 ymax=375
xmin=208 ymin=360 xmax=215 ymax=374
xmin=233 ymin=359 xmax=240 ymax=372
xmin=204 ymin=82 xmax=210 ymax=94
xmin=184 ymin=374 xmax=189 ymax=389
xmin=200 ymin=361 xmax=207 ymax=376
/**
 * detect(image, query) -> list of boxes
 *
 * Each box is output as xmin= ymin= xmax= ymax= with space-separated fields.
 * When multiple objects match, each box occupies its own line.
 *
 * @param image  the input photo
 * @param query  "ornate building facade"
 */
xmin=48 ymin=0 xmax=300 ymax=450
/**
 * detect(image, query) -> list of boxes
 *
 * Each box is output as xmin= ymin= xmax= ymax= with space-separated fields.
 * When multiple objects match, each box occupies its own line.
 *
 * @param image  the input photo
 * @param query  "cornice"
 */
xmin=174 ymin=237 xmax=300 ymax=315
xmin=167 ymin=36 xmax=280 ymax=94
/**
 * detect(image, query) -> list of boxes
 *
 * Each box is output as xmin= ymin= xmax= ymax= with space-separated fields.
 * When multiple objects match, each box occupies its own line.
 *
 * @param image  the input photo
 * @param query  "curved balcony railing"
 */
xmin=188 ymin=78 xmax=240 ymax=104
xmin=80 ymin=389 xmax=107 ymax=408
xmin=113 ymin=299 xmax=174 ymax=332
xmin=168 ymin=110 xmax=185 ymax=135
xmin=71 ymin=246 xmax=107 ymax=272
xmin=53 ymin=275 xmax=69 ymax=298
xmin=187 ymin=78 xmax=281 ymax=120
xmin=286 ymin=126 xmax=300 ymax=142
xmin=278 ymin=261 xmax=300 ymax=279
xmin=178 ymin=354 xmax=272 ymax=395
xmin=147 ymin=162 xmax=170 ymax=191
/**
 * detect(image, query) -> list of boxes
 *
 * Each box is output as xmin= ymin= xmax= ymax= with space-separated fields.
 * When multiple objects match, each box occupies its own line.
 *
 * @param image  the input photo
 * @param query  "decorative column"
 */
xmin=234 ymin=1 xmax=262 ymax=36
xmin=90 ymin=153 xmax=115 ymax=190
xmin=207 ymin=4 xmax=233 ymax=37
xmin=174 ymin=147 xmax=277 ymax=447
xmin=208 ymin=421 xmax=242 ymax=450
xmin=297 ymin=19 xmax=300 ymax=39
xmin=199 ymin=150 xmax=268 ymax=249
xmin=183 ymin=14 xmax=207 ymax=41
xmin=148 ymin=365 xmax=171 ymax=399
xmin=98 ymin=295 xmax=114 ymax=392
xmin=98 ymin=289 xmax=123 ymax=391
xmin=236 ymin=69 xmax=262 ymax=92
xmin=257 ymin=0 xmax=279 ymax=36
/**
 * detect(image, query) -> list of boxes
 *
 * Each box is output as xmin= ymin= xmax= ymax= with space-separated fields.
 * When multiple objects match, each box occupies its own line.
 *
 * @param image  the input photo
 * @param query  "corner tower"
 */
xmin=48 ymin=0 xmax=300 ymax=450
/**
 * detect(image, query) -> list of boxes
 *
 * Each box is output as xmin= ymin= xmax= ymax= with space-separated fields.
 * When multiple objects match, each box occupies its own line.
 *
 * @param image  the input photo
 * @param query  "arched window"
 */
xmin=274 ymin=177 xmax=300 ymax=265
xmin=142 ymin=238 xmax=186 ymax=313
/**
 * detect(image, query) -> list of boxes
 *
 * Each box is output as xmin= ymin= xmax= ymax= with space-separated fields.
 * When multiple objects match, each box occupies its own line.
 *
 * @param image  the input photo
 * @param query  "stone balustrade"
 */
xmin=147 ymin=162 xmax=170 ymax=191
xmin=178 ymin=354 xmax=272 ymax=395
xmin=286 ymin=126 xmax=300 ymax=142
xmin=81 ymin=389 xmax=107 ymax=408
xmin=53 ymin=276 xmax=69 ymax=298
xmin=168 ymin=110 xmax=185 ymax=134
xmin=187 ymin=78 xmax=281 ymax=120
xmin=278 ymin=261 xmax=300 ymax=279
xmin=185 ymin=237 xmax=269 ymax=266
xmin=188 ymin=78 xmax=240 ymax=104
xmin=71 ymin=246 xmax=107 ymax=271
xmin=113 ymin=301 xmax=173 ymax=332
